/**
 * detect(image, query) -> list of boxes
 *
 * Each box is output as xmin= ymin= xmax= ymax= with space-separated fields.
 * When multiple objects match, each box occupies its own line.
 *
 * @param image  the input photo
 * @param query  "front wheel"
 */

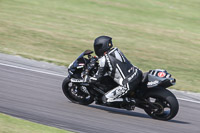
xmin=144 ymin=88 xmax=179 ymax=121
xmin=62 ymin=77 xmax=94 ymax=105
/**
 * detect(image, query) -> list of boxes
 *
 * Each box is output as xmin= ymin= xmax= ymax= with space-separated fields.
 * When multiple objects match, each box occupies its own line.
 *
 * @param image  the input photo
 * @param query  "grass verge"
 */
xmin=0 ymin=113 xmax=72 ymax=133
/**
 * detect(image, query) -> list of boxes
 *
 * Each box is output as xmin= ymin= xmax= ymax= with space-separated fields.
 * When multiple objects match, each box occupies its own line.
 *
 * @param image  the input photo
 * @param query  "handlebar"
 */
xmin=83 ymin=56 xmax=98 ymax=78
xmin=86 ymin=56 xmax=98 ymax=71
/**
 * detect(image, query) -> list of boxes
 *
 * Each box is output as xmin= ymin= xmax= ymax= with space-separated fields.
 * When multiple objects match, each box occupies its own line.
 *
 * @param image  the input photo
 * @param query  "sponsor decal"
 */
xmin=128 ymin=67 xmax=134 ymax=73
xmin=128 ymin=69 xmax=137 ymax=81
xmin=71 ymin=78 xmax=83 ymax=83
xmin=79 ymin=63 xmax=85 ymax=66
xmin=105 ymin=54 xmax=113 ymax=71
xmin=77 ymin=66 xmax=84 ymax=69
xmin=158 ymin=72 xmax=166 ymax=78
xmin=147 ymin=80 xmax=159 ymax=86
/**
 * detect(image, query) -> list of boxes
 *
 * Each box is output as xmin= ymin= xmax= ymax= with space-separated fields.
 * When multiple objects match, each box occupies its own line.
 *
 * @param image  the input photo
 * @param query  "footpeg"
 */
xmin=126 ymin=105 xmax=135 ymax=110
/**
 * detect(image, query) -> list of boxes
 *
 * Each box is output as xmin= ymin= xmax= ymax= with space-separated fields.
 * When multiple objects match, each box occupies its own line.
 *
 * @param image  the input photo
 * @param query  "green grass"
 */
xmin=0 ymin=113 xmax=72 ymax=133
xmin=0 ymin=0 xmax=199 ymax=92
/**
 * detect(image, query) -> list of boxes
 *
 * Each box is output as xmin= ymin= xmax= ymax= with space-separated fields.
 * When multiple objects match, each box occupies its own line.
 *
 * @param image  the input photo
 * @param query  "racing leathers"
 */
xmin=90 ymin=47 xmax=143 ymax=103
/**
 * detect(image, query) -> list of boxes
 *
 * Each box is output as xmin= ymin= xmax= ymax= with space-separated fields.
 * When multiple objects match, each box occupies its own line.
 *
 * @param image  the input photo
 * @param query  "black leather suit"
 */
xmin=91 ymin=48 xmax=143 ymax=103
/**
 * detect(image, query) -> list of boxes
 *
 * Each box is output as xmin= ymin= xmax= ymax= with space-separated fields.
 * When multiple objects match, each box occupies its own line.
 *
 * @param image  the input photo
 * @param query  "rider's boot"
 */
xmin=123 ymin=97 xmax=136 ymax=110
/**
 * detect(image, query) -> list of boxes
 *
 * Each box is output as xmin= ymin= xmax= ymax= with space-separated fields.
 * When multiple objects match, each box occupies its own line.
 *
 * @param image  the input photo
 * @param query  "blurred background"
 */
xmin=0 ymin=0 xmax=199 ymax=92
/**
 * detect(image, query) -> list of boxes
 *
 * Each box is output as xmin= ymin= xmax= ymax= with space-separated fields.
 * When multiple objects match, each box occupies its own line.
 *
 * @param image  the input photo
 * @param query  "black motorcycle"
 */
xmin=62 ymin=50 xmax=179 ymax=121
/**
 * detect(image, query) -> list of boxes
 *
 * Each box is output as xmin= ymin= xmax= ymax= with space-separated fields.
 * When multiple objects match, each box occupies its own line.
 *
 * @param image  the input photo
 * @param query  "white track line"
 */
xmin=0 ymin=62 xmax=200 ymax=104
xmin=177 ymin=98 xmax=200 ymax=104
xmin=0 ymin=62 xmax=66 ymax=77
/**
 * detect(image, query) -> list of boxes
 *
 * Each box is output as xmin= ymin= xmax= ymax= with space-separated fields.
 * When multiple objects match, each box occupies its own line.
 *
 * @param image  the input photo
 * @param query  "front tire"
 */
xmin=62 ymin=77 xmax=94 ymax=105
xmin=144 ymin=88 xmax=179 ymax=121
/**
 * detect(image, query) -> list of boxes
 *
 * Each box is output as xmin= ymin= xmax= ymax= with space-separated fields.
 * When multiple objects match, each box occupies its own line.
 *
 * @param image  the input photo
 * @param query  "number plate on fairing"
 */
xmin=70 ymin=78 xmax=84 ymax=83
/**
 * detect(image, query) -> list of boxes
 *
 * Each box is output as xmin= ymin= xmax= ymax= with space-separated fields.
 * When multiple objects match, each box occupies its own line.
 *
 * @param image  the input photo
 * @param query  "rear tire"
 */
xmin=144 ymin=88 xmax=179 ymax=121
xmin=62 ymin=77 xmax=94 ymax=105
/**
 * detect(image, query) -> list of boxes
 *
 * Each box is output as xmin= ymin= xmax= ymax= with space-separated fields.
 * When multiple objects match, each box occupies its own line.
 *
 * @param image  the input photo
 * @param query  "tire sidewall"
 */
xmin=62 ymin=77 xmax=94 ymax=105
xmin=144 ymin=88 xmax=179 ymax=120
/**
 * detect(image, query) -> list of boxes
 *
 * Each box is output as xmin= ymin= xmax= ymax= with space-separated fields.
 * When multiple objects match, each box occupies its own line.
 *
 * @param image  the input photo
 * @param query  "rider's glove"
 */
xmin=87 ymin=57 xmax=97 ymax=71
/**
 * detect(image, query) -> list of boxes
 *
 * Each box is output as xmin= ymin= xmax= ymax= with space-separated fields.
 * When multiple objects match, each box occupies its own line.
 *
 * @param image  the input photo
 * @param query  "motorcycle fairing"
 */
xmin=146 ymin=69 xmax=176 ymax=88
xmin=68 ymin=51 xmax=89 ymax=78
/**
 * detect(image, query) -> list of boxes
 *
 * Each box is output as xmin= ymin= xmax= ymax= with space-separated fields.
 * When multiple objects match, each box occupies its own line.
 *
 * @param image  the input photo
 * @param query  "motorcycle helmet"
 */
xmin=94 ymin=36 xmax=113 ymax=57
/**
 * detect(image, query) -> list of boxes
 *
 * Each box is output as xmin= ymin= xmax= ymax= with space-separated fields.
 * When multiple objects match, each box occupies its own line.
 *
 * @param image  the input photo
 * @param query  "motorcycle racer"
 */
xmin=85 ymin=36 xmax=143 ymax=109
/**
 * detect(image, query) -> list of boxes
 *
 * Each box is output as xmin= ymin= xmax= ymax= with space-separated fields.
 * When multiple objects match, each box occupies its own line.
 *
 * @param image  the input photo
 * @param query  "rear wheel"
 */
xmin=62 ymin=77 xmax=94 ymax=105
xmin=144 ymin=88 xmax=179 ymax=121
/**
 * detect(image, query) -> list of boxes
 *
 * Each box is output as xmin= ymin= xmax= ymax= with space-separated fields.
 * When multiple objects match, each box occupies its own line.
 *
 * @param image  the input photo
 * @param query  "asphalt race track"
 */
xmin=0 ymin=53 xmax=200 ymax=133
